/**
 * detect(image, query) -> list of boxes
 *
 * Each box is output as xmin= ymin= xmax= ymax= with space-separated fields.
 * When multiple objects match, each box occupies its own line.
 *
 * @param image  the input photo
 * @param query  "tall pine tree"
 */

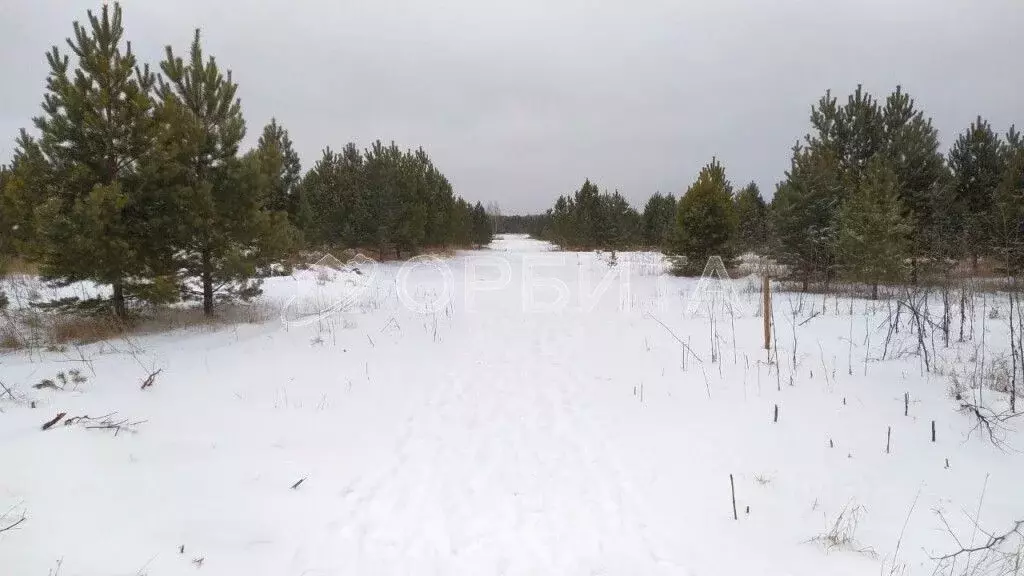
xmin=881 ymin=87 xmax=948 ymax=276
xmin=948 ymin=117 xmax=1006 ymax=269
xmin=991 ymin=126 xmax=1024 ymax=273
xmin=33 ymin=2 xmax=160 ymax=317
xmin=156 ymin=29 xmax=294 ymax=315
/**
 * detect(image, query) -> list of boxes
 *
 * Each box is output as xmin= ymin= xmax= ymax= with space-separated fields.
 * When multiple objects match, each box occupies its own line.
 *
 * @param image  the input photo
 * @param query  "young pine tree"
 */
xmin=771 ymin=143 xmax=844 ymax=290
xmin=1 ymin=131 xmax=50 ymax=261
xmin=948 ymin=117 xmax=1006 ymax=269
xmin=641 ymin=192 xmax=676 ymax=249
xmin=734 ymin=182 xmax=767 ymax=254
xmin=157 ymin=30 xmax=295 ymax=315
xmin=33 ymin=2 xmax=161 ymax=317
xmin=990 ymin=127 xmax=1024 ymax=274
xmin=470 ymin=202 xmax=493 ymax=247
xmin=256 ymin=119 xmax=305 ymax=228
xmin=837 ymin=159 xmax=911 ymax=299
xmin=671 ymin=158 xmax=738 ymax=275
xmin=881 ymin=87 xmax=948 ymax=278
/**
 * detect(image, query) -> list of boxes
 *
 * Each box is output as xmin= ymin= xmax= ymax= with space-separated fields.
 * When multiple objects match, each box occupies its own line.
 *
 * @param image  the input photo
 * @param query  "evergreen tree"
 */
xmin=542 ymin=180 xmax=639 ymax=250
xmin=449 ymin=198 xmax=474 ymax=246
xmin=603 ymin=190 xmax=640 ymax=247
xmin=734 ymin=182 xmax=767 ymax=253
xmin=362 ymin=140 xmax=402 ymax=256
xmin=671 ymin=158 xmax=738 ymax=275
xmin=837 ymin=158 xmax=911 ymax=298
xmin=299 ymin=141 xmax=464 ymax=254
xmin=991 ymin=126 xmax=1024 ymax=273
xmin=808 ymin=86 xmax=884 ymax=182
xmin=0 ymin=131 xmax=50 ymax=260
xmin=771 ymin=145 xmax=843 ymax=289
xmin=770 ymin=88 xmax=884 ymax=289
xmin=641 ymin=192 xmax=676 ymax=248
xmin=156 ymin=29 xmax=295 ymax=315
xmin=470 ymin=201 xmax=493 ymax=247
xmin=255 ymin=118 xmax=303 ymax=226
xmin=32 ymin=2 xmax=160 ymax=317
xmin=880 ymin=87 xmax=948 ymax=273
xmin=948 ymin=116 xmax=1006 ymax=268
xmin=771 ymin=85 xmax=943 ymax=288
xmin=0 ymin=165 xmax=9 ymax=310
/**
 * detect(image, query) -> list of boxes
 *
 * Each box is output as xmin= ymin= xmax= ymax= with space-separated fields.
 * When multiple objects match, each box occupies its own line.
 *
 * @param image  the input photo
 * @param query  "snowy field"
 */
xmin=1 ymin=234 xmax=1022 ymax=575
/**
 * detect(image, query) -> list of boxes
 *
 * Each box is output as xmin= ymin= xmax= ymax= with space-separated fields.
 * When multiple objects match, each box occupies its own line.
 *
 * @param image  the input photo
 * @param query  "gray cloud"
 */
xmin=2 ymin=0 xmax=1021 ymax=213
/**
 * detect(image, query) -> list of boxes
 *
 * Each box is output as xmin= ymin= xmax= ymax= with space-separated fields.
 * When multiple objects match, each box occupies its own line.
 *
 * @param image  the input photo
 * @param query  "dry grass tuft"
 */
xmin=810 ymin=501 xmax=877 ymax=558
xmin=49 ymin=314 xmax=131 ymax=345
xmin=0 ymin=300 xmax=277 ymax=351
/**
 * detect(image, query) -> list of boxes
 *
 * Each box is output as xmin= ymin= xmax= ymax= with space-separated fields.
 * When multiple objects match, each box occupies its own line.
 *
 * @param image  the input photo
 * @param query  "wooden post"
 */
xmin=729 ymin=474 xmax=738 ymax=520
xmin=886 ymin=426 xmax=892 ymax=454
xmin=773 ymin=404 xmax=779 ymax=423
xmin=931 ymin=420 xmax=936 ymax=442
xmin=762 ymin=275 xmax=772 ymax=350
xmin=904 ymin=392 xmax=909 ymax=416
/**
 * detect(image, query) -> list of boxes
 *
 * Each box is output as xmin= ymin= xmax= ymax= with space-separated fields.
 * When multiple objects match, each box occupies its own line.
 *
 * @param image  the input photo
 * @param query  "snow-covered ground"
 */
xmin=1 ymin=234 xmax=1022 ymax=575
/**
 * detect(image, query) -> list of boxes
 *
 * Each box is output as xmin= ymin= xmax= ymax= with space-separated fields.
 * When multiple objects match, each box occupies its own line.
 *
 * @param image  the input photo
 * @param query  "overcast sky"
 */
xmin=1 ymin=0 xmax=1021 ymax=213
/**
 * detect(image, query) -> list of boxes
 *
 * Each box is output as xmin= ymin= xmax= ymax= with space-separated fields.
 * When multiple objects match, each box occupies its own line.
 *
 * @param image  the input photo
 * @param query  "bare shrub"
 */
xmin=0 ymin=324 xmax=23 ymax=350
xmin=934 ymin=515 xmax=1024 ymax=576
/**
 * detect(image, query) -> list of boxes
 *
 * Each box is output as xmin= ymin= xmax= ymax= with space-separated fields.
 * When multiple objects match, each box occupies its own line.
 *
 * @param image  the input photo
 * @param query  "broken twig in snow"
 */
xmin=140 ymin=368 xmax=163 ymax=390
xmin=41 ymin=412 xmax=66 ymax=430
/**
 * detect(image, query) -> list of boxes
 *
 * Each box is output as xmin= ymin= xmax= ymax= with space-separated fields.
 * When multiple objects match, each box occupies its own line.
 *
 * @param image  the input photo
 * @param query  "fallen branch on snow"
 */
xmin=140 ymin=368 xmax=162 ymax=390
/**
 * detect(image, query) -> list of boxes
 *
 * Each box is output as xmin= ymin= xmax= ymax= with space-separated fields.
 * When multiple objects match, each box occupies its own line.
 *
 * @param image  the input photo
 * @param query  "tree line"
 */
xmin=529 ymin=85 xmax=1021 ymax=289
xmin=0 ymin=3 xmax=491 ymax=318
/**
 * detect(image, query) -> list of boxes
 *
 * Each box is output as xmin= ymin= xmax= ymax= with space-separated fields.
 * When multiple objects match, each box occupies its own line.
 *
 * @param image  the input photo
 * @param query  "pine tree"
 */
xmin=362 ymin=140 xmax=402 ymax=257
xmin=808 ymin=86 xmax=884 ymax=183
xmin=837 ymin=158 xmax=911 ymax=298
xmin=0 ymin=165 xmax=9 ymax=310
xmin=671 ymin=158 xmax=738 ymax=275
xmin=32 ymin=2 xmax=160 ymax=317
xmin=156 ymin=29 xmax=295 ymax=315
xmin=641 ymin=192 xmax=676 ymax=248
xmin=255 ymin=118 xmax=303 ymax=224
xmin=881 ymin=87 xmax=948 ymax=276
xmin=1 ymin=131 xmax=50 ymax=260
xmin=470 ymin=201 xmax=493 ymax=247
xmin=603 ymin=190 xmax=640 ymax=248
xmin=449 ymin=198 xmax=473 ymax=246
xmin=771 ymin=145 xmax=843 ymax=289
xmin=734 ymin=182 xmax=767 ymax=254
xmin=991 ymin=126 xmax=1024 ymax=274
xmin=948 ymin=117 xmax=1006 ymax=268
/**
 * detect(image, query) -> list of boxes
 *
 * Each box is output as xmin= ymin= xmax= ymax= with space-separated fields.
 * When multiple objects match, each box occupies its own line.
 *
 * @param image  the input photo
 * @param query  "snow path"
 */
xmin=2 ymin=235 xmax=1023 ymax=575
xmin=287 ymin=257 xmax=671 ymax=573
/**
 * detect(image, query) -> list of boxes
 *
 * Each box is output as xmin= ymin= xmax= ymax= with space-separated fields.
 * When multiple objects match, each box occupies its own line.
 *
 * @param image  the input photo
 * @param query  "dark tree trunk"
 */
xmin=871 ymin=282 xmax=879 ymax=300
xmin=202 ymin=250 xmax=214 ymax=316
xmin=112 ymin=280 xmax=127 ymax=318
